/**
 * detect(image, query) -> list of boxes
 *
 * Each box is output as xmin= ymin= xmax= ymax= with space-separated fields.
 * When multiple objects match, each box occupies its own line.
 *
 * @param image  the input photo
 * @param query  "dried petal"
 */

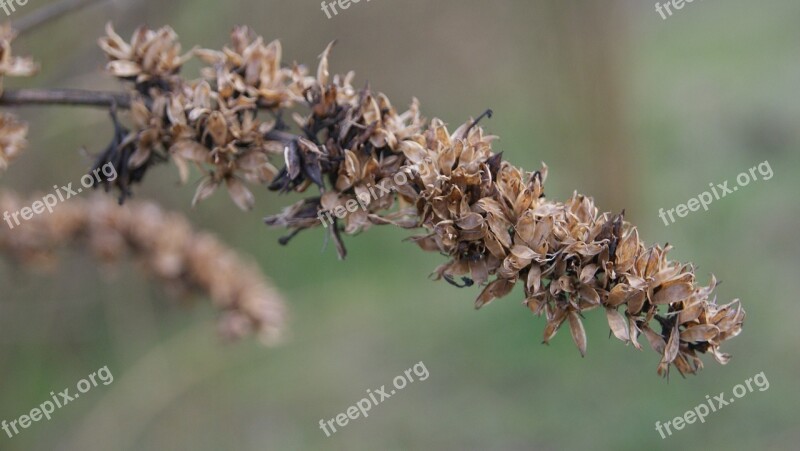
xmin=605 ymin=308 xmax=630 ymax=342
xmin=226 ymin=178 xmax=255 ymax=211
xmin=653 ymin=282 xmax=693 ymax=305
xmin=680 ymin=324 xmax=719 ymax=343
xmin=568 ymin=311 xmax=587 ymax=357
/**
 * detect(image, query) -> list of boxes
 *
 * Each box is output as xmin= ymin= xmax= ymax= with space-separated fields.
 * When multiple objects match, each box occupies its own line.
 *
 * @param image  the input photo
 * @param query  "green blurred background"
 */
xmin=1 ymin=0 xmax=798 ymax=449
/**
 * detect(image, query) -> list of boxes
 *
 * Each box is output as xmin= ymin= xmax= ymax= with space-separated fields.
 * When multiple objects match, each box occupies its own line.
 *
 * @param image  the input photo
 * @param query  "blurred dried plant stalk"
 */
xmin=0 ymin=191 xmax=286 ymax=344
xmin=0 ymin=22 xmax=745 ymax=376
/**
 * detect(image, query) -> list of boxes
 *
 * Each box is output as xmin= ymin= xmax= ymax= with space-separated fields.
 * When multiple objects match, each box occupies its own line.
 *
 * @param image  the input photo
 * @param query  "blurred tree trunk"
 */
xmin=533 ymin=0 xmax=635 ymax=213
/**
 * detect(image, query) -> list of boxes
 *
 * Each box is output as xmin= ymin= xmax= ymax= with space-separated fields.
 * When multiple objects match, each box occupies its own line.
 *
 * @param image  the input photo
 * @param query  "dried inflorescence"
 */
xmin=264 ymin=46 xmax=425 ymax=249
xmin=98 ymin=23 xmax=192 ymax=89
xmin=96 ymin=24 xmax=314 ymax=206
xmin=262 ymin=31 xmax=744 ymax=377
xmin=264 ymin=66 xmax=745 ymax=376
xmin=391 ymin=121 xmax=746 ymax=376
xmin=0 ymin=191 xmax=286 ymax=344
xmin=193 ymin=26 xmax=310 ymax=108
xmin=3 ymin=23 xmax=744 ymax=376
xmin=397 ymin=122 xmax=744 ymax=376
xmin=95 ymin=24 xmax=426 ymax=219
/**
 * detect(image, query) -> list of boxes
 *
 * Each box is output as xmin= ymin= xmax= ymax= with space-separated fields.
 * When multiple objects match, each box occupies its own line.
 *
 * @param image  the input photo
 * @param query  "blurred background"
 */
xmin=1 ymin=0 xmax=798 ymax=449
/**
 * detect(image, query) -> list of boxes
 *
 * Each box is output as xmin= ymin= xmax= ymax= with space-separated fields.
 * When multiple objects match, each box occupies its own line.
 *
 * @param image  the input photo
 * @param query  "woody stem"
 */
xmin=0 ymin=88 xmax=132 ymax=109
xmin=0 ymin=88 xmax=281 ymax=111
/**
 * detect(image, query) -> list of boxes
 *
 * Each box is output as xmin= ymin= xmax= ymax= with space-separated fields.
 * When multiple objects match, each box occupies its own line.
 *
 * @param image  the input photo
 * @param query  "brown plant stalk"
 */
xmin=0 ymin=21 xmax=744 ymax=377
xmin=0 ymin=88 xmax=132 ymax=108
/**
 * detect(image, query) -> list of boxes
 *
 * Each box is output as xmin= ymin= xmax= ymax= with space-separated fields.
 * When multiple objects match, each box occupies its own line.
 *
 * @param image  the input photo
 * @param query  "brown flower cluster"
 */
xmin=98 ymin=23 xmax=424 ymax=226
xmin=0 ymin=191 xmax=286 ymax=344
xmin=258 ymin=37 xmax=744 ymax=376
xmin=96 ymin=24 xmax=318 ymax=206
xmin=98 ymin=23 xmax=191 ymax=88
xmin=395 ymin=121 xmax=744 ymax=376
xmin=264 ymin=43 xmax=424 ymax=250
xmin=3 ymin=22 xmax=744 ymax=375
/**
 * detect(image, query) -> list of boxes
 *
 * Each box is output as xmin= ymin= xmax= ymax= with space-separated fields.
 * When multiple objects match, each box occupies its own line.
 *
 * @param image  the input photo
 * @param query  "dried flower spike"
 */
xmin=257 ymin=43 xmax=744 ymax=377
xmin=0 ymin=22 xmax=743 ymax=376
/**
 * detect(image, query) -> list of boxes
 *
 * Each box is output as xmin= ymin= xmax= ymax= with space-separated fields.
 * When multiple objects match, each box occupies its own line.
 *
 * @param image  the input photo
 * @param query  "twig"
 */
xmin=464 ymin=108 xmax=493 ymax=138
xmin=0 ymin=88 xmax=131 ymax=108
xmin=13 ymin=0 xmax=109 ymax=34
xmin=0 ymin=88 xmax=282 ymax=111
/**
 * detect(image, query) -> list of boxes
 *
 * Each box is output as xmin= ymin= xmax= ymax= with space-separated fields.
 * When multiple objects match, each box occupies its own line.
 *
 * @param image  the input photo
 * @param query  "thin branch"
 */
xmin=0 ymin=88 xmax=282 ymax=111
xmin=0 ymin=88 xmax=131 ymax=108
xmin=13 ymin=0 xmax=110 ymax=34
